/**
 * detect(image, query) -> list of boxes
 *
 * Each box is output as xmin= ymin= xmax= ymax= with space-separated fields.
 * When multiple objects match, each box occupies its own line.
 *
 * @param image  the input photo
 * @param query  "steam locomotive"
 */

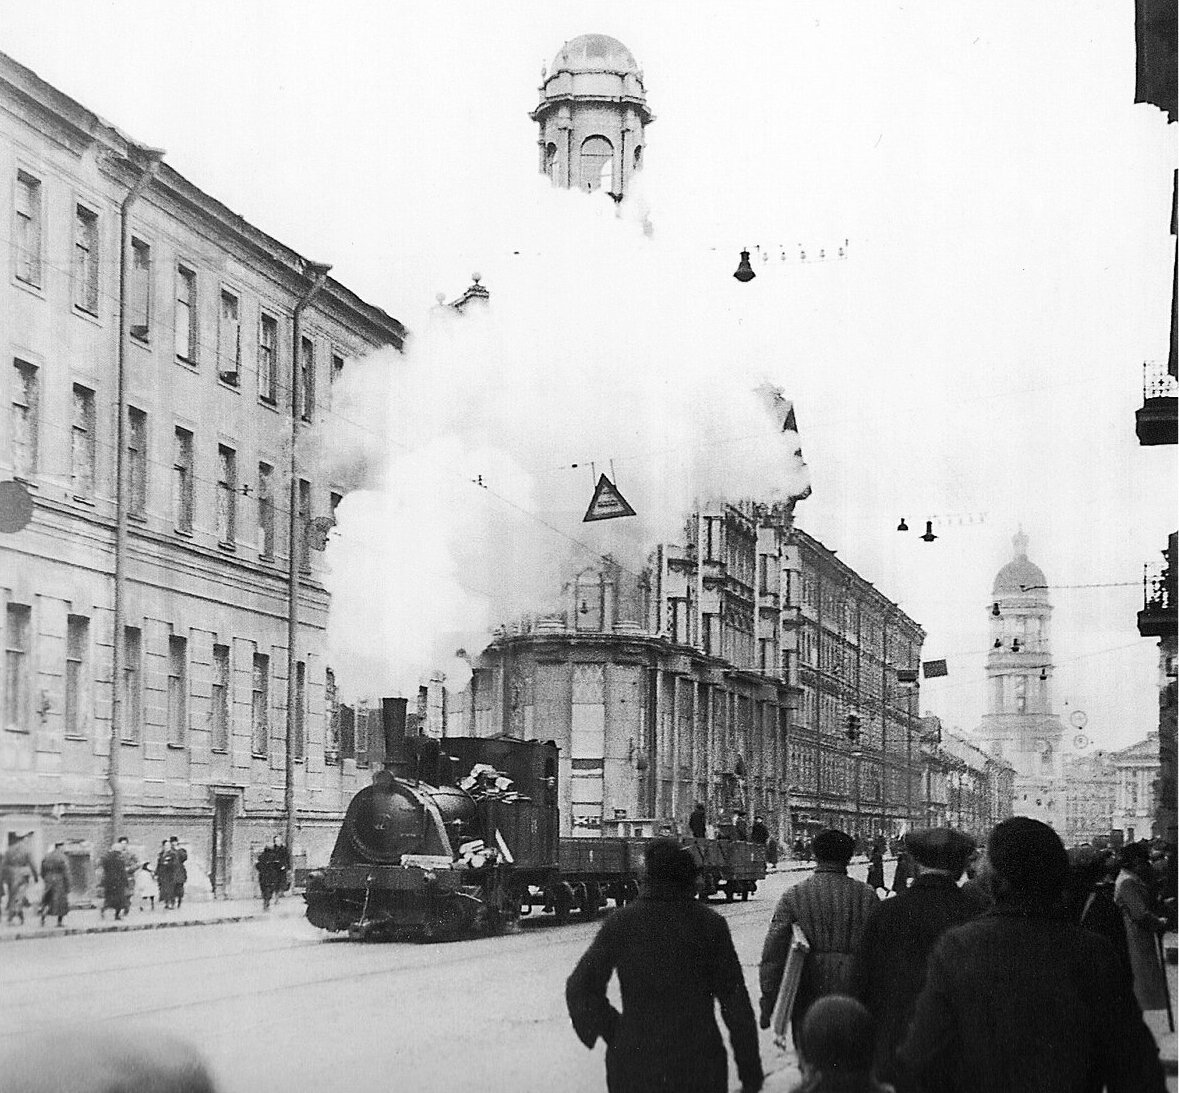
xmin=304 ymin=698 xmax=766 ymax=940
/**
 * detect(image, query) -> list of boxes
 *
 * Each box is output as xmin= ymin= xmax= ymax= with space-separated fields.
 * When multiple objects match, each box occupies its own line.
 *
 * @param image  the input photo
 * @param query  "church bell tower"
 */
xmin=531 ymin=34 xmax=653 ymax=199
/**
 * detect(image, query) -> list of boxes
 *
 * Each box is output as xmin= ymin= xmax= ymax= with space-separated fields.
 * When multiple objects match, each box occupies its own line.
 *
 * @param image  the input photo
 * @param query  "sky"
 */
xmin=6 ymin=0 xmax=1174 ymax=750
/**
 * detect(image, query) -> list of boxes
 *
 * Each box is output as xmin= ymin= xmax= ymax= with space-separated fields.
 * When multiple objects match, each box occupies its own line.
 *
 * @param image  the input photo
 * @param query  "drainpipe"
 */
xmin=286 ymin=261 xmax=332 ymax=860
xmin=109 ymin=146 xmax=164 ymax=847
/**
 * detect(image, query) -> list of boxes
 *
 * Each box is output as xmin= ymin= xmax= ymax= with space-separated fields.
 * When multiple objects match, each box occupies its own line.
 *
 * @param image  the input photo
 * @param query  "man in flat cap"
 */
xmin=896 ymin=817 xmax=1166 ymax=1093
xmin=759 ymin=828 xmax=877 ymax=1045
xmin=848 ymin=827 xmax=979 ymax=1084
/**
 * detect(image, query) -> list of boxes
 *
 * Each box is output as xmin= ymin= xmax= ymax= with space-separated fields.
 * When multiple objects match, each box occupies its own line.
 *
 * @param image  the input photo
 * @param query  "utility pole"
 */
xmin=285 ymin=261 xmax=332 ymax=860
xmin=109 ymin=145 xmax=163 ymax=847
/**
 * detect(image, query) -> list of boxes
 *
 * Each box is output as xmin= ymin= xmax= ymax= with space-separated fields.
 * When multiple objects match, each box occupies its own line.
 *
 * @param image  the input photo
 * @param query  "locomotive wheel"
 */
xmin=552 ymin=882 xmax=574 ymax=926
xmin=724 ymin=886 xmax=735 ymax=903
xmin=421 ymin=897 xmax=467 ymax=943
xmin=740 ymin=886 xmax=750 ymax=902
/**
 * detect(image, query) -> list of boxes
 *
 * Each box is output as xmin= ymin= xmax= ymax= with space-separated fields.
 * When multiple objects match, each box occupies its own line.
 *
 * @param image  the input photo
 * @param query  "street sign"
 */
xmin=583 ymin=474 xmax=636 ymax=522
xmin=922 ymin=659 xmax=949 ymax=678
xmin=0 ymin=480 xmax=32 ymax=533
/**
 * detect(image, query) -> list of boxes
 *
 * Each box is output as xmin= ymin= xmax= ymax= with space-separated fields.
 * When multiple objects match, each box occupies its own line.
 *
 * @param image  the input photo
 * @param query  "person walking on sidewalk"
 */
xmin=2 ymin=832 xmax=38 ymax=925
xmin=1115 ymin=840 xmax=1171 ymax=1014
xmin=256 ymin=836 xmax=289 ymax=910
xmin=39 ymin=841 xmax=70 ymax=927
xmin=688 ymin=802 xmax=707 ymax=840
xmin=566 ymin=838 xmax=764 ymax=1093
xmin=790 ymin=995 xmax=895 ymax=1093
xmin=896 ymin=817 xmax=1166 ymax=1093
xmin=866 ymin=844 xmax=886 ymax=893
xmin=848 ymin=827 xmax=978 ymax=1085
xmin=759 ymin=828 xmax=878 ymax=1046
xmin=169 ymin=837 xmax=188 ymax=908
xmin=134 ymin=861 xmax=157 ymax=912
xmin=156 ymin=839 xmax=177 ymax=909
xmin=100 ymin=838 xmax=132 ymax=921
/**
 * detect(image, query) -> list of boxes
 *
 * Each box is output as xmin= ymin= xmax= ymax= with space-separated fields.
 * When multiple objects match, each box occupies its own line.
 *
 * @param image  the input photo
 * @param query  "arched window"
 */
xmin=580 ymin=135 xmax=614 ymax=192
xmin=544 ymin=142 xmax=558 ymax=182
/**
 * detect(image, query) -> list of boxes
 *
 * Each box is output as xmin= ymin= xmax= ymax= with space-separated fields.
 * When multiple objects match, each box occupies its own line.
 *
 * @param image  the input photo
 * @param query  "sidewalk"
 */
xmin=0 ymin=894 xmax=305 ymax=943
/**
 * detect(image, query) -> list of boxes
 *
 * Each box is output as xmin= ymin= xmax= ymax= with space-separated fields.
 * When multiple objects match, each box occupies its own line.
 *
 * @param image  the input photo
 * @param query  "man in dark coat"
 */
xmin=849 ymin=827 xmax=979 ymax=1084
xmin=156 ymin=839 xmax=176 ymax=909
xmin=688 ymin=802 xmax=708 ymax=839
xmin=101 ymin=838 xmax=132 ymax=920
xmin=39 ymin=841 xmax=71 ymax=927
xmin=566 ymin=839 xmax=763 ymax=1093
xmin=734 ymin=810 xmax=750 ymax=842
xmin=2 ymin=832 xmax=39 ymax=924
xmin=749 ymin=815 xmax=770 ymax=846
xmin=896 ymin=817 xmax=1166 ymax=1093
xmin=169 ymin=837 xmax=189 ymax=908
xmin=256 ymin=836 xmax=290 ymax=910
xmin=759 ymin=829 xmax=878 ymax=1044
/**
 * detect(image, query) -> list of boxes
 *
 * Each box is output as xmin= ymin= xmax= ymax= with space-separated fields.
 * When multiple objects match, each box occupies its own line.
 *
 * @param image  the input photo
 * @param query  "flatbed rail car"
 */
xmin=304 ymin=697 xmax=766 ymax=940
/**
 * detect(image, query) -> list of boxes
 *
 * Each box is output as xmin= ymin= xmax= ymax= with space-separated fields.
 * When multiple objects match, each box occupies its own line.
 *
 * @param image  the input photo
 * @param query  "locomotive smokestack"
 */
xmin=381 ymin=697 xmax=409 ymax=776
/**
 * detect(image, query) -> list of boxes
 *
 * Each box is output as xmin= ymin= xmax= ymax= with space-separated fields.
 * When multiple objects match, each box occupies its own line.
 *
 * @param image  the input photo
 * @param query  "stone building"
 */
xmin=1137 ymin=532 xmax=1176 ymax=846
xmin=939 ymin=730 xmax=1015 ymax=839
xmin=0 ymin=52 xmax=405 ymax=897
xmin=1060 ymin=750 xmax=1116 ymax=846
xmin=1110 ymin=732 xmax=1164 ymax=844
xmin=974 ymin=531 xmax=1066 ymax=831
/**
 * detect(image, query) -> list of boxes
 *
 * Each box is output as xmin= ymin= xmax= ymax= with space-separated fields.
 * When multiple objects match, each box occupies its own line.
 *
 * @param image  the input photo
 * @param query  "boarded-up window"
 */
xmin=4 ymin=604 xmax=31 ymax=732
xmin=173 ymin=428 xmax=193 ymax=532
xmin=175 ymin=266 xmax=197 ymax=362
xmin=217 ymin=445 xmax=236 ymax=544
xmin=64 ymin=614 xmax=88 ymax=739
xmin=257 ymin=462 xmax=274 ymax=557
xmin=258 ymin=313 xmax=278 ymax=402
xmin=211 ymin=643 xmax=230 ymax=752
xmin=122 ymin=626 xmax=142 ymax=742
xmin=14 ymin=171 xmax=42 ymax=286
xmin=251 ymin=652 xmax=269 ymax=755
xmin=300 ymin=337 xmax=315 ymax=421
xmin=71 ymin=385 xmax=95 ymax=495
xmin=218 ymin=290 xmax=240 ymax=384
xmin=127 ymin=408 xmax=147 ymax=516
xmin=167 ymin=634 xmax=187 ymax=746
xmin=571 ymin=663 xmax=605 ymax=760
xmin=129 ymin=238 xmax=151 ymax=339
xmin=11 ymin=360 xmax=38 ymax=477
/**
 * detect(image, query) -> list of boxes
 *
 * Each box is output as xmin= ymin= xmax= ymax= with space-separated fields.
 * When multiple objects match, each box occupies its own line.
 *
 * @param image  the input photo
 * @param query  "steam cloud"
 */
xmin=321 ymin=174 xmax=811 ymax=703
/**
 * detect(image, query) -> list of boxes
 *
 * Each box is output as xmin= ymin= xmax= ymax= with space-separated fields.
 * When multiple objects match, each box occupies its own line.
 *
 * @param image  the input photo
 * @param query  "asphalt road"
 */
xmin=0 ymin=863 xmax=852 ymax=1093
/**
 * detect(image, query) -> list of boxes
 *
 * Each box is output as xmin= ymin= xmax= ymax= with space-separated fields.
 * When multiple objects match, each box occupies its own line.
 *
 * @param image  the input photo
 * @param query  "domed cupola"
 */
xmin=531 ymin=34 xmax=653 ymax=198
xmin=992 ymin=529 xmax=1048 ymax=599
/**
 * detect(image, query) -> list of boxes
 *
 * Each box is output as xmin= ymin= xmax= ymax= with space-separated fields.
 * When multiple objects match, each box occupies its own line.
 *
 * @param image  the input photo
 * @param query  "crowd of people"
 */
xmin=567 ymin=819 xmax=1176 ymax=1093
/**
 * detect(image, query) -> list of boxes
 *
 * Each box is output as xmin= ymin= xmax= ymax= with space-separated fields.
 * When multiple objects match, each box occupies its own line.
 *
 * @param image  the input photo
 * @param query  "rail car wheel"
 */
xmin=421 ymin=897 xmax=467 ymax=943
xmin=552 ymin=882 xmax=575 ymax=926
xmin=724 ymin=885 xmax=735 ymax=903
xmin=740 ymin=886 xmax=750 ymax=901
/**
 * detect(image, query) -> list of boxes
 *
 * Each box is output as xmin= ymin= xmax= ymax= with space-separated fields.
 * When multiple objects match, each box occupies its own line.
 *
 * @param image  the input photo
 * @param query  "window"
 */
xmin=299 ymin=336 xmax=315 ymax=421
xmin=257 ymin=462 xmax=275 ymax=558
xmin=122 ymin=626 xmax=142 ymax=742
xmin=167 ymin=634 xmax=187 ymax=746
xmin=127 ymin=408 xmax=147 ymax=516
xmin=14 ymin=171 xmax=42 ymax=287
xmin=71 ymin=386 xmax=96 ymax=495
xmin=211 ymin=643 xmax=230 ymax=752
xmin=258 ymin=313 xmax=278 ymax=403
xmin=172 ymin=428 xmax=193 ymax=532
xmin=331 ymin=351 xmax=345 ymax=388
xmin=218 ymin=290 xmax=240 ymax=385
xmin=129 ymin=238 xmax=151 ymax=339
xmin=74 ymin=206 xmax=99 ymax=313
xmin=11 ymin=360 xmax=38 ymax=477
xmin=544 ymin=142 xmax=558 ymax=181
xmin=175 ymin=266 xmax=197 ymax=363
xmin=4 ymin=604 xmax=31 ymax=731
xmin=64 ymin=614 xmax=88 ymax=739
xmin=579 ymin=135 xmax=614 ymax=193
xmin=216 ymin=445 xmax=236 ymax=545
xmin=325 ymin=668 xmax=339 ymax=762
xmin=251 ymin=652 xmax=269 ymax=755
xmin=293 ymin=661 xmax=306 ymax=761
xmin=298 ymin=478 xmax=311 ymax=572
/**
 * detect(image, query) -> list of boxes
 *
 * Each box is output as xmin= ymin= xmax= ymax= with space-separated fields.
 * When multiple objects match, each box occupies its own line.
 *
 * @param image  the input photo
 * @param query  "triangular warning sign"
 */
xmin=583 ymin=474 xmax=636 ymax=522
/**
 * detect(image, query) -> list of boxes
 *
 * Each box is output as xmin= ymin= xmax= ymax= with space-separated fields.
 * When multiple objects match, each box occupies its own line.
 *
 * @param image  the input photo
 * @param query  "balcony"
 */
xmin=1135 ymin=361 xmax=1177 ymax=446
xmin=1138 ymin=558 xmax=1177 ymax=639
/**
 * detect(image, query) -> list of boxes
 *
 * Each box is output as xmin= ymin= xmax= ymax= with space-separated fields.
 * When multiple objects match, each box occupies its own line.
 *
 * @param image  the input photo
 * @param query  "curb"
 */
xmin=0 ymin=903 xmax=304 ymax=944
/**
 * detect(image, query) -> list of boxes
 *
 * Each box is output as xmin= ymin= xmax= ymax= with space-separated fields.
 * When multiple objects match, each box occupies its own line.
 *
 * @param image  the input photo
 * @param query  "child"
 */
xmin=791 ymin=996 xmax=894 ymax=1093
xmin=134 ymin=861 xmax=157 ymax=912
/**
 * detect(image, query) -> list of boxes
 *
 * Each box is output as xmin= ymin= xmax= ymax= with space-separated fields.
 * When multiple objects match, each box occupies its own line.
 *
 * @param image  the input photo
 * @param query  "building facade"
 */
xmin=939 ymin=730 xmax=1016 ymax=838
xmin=0 ymin=53 xmax=405 ymax=897
xmin=1110 ymin=732 xmax=1164 ymax=844
xmin=1137 ymin=532 xmax=1176 ymax=846
xmin=1060 ymin=750 xmax=1117 ymax=846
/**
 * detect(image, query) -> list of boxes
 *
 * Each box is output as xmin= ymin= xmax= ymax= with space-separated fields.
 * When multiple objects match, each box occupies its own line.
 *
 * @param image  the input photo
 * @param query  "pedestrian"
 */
xmin=156 ymin=839 xmax=176 ymax=909
xmin=0 ymin=1026 xmax=221 ymax=1093
xmin=38 ymin=841 xmax=70 ymax=927
xmin=766 ymin=836 xmax=780 ymax=871
xmin=890 ymin=837 xmax=913 ymax=894
xmin=256 ymin=836 xmax=289 ymax=910
xmin=896 ymin=816 xmax=1166 ymax=1093
xmin=794 ymin=836 xmax=806 ymax=860
xmin=866 ymin=844 xmax=885 ymax=892
xmin=134 ymin=862 xmax=157 ymax=912
xmin=169 ymin=837 xmax=188 ymax=908
xmin=566 ymin=838 xmax=764 ymax=1093
xmin=759 ymin=828 xmax=878 ymax=1044
xmin=1067 ymin=846 xmax=1130 ymax=974
xmin=1 ymin=832 xmax=39 ymax=925
xmin=848 ymin=827 xmax=978 ymax=1084
xmin=734 ymin=810 xmax=749 ymax=842
xmin=789 ymin=995 xmax=895 ymax=1093
xmin=750 ymin=815 xmax=770 ymax=845
xmin=688 ymin=802 xmax=707 ymax=839
xmin=1115 ymin=840 xmax=1171 ymax=1014
xmin=100 ymin=838 xmax=132 ymax=921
